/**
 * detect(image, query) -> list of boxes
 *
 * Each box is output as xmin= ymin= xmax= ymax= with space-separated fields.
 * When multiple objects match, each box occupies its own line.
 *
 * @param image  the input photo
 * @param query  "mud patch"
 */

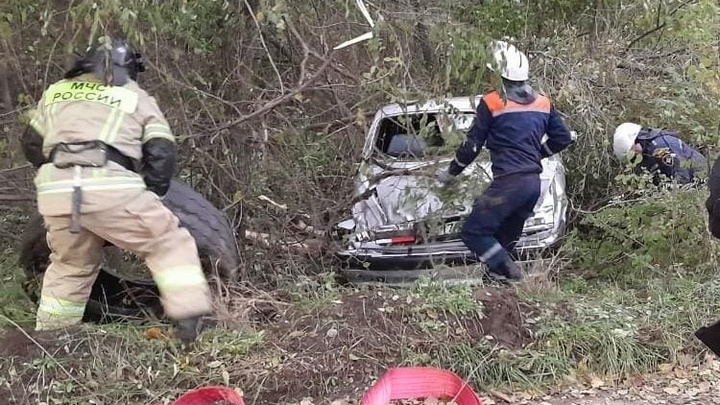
xmin=258 ymin=286 xmax=535 ymax=403
xmin=258 ymin=292 xmax=412 ymax=403
xmin=0 ymin=327 xmax=122 ymax=369
xmin=0 ymin=286 xmax=537 ymax=405
xmin=473 ymin=286 xmax=533 ymax=349
xmin=0 ymin=328 xmax=66 ymax=357
xmin=0 ymin=328 xmax=89 ymax=405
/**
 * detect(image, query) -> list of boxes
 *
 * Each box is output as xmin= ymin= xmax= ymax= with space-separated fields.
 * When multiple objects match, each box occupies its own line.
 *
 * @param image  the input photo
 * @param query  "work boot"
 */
xmin=175 ymin=315 xmax=206 ymax=346
xmin=487 ymin=258 xmax=524 ymax=282
xmin=502 ymin=259 xmax=524 ymax=281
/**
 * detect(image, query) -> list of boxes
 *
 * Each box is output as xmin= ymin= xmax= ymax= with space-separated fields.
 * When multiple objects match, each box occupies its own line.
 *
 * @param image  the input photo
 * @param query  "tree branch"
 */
xmin=624 ymin=0 xmax=697 ymax=51
xmin=243 ymin=0 xmax=285 ymax=93
xmin=203 ymin=52 xmax=336 ymax=135
xmin=283 ymin=16 xmax=310 ymax=87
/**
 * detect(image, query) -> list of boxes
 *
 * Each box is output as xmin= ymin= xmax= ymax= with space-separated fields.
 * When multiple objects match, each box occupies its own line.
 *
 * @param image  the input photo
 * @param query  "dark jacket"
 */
xmin=635 ymin=128 xmax=707 ymax=185
xmin=449 ymin=83 xmax=573 ymax=178
xmin=706 ymin=155 xmax=720 ymax=238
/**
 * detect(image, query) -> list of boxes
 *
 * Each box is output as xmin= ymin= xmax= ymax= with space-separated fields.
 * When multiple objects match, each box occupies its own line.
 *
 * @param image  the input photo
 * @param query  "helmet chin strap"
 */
xmin=133 ymin=52 xmax=146 ymax=73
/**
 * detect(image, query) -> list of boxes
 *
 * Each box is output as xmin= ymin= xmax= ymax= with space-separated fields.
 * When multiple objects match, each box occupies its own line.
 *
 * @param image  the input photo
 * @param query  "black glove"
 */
xmin=141 ymin=138 xmax=177 ymax=198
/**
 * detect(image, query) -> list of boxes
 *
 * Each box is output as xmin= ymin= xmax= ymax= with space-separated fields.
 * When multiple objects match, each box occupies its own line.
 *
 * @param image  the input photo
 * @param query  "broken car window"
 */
xmin=374 ymin=108 xmax=474 ymax=160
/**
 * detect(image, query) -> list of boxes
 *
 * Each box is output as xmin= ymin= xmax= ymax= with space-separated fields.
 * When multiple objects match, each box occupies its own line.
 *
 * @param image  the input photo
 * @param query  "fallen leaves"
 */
xmin=579 ymin=373 xmax=605 ymax=389
xmin=388 ymin=397 xmax=459 ymax=405
xmin=498 ymin=357 xmax=720 ymax=405
xmin=143 ymin=327 xmax=168 ymax=340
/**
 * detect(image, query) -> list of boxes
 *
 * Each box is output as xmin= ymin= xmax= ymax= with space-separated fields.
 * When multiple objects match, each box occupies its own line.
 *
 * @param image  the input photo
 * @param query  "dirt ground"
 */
xmin=0 ymin=329 xmax=58 ymax=358
xmin=1 ymin=286 xmax=718 ymax=405
xmin=256 ymin=285 xmax=533 ymax=402
xmin=0 ymin=285 xmax=533 ymax=404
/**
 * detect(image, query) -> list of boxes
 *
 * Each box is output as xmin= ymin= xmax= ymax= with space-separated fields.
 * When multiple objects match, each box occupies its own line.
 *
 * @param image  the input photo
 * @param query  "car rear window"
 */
xmin=374 ymin=110 xmax=475 ymax=159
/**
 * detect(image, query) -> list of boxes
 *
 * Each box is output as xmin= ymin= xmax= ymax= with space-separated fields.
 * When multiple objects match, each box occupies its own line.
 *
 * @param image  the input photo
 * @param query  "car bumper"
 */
xmin=335 ymin=222 xmax=565 ymax=283
xmin=337 ymin=226 xmax=564 ymax=270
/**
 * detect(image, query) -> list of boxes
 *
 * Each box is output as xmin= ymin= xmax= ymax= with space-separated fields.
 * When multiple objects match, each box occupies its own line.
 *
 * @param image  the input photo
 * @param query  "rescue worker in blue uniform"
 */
xmin=612 ymin=122 xmax=707 ymax=185
xmin=437 ymin=41 xmax=574 ymax=281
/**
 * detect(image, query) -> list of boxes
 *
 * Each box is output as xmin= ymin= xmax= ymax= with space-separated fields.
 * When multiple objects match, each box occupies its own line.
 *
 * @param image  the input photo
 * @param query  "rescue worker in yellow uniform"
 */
xmin=21 ymin=36 xmax=213 ymax=344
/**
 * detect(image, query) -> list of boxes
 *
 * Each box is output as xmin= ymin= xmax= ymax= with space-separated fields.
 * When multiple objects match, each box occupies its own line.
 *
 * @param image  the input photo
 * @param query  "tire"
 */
xmin=162 ymin=179 xmax=239 ymax=281
xmin=18 ymin=178 xmax=240 ymax=323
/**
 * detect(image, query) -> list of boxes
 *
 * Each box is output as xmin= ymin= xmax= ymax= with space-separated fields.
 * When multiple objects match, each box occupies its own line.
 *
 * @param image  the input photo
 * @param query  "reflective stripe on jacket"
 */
xmin=29 ymin=73 xmax=177 ymax=215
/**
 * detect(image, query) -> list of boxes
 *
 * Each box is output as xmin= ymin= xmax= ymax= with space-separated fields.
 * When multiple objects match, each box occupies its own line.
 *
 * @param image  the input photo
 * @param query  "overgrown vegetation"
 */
xmin=2 ymin=0 xmax=720 ymax=404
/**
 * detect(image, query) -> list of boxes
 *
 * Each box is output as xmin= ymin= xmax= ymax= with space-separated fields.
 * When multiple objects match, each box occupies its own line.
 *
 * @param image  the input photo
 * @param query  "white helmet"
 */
xmin=612 ymin=122 xmax=642 ymax=159
xmin=487 ymin=40 xmax=529 ymax=81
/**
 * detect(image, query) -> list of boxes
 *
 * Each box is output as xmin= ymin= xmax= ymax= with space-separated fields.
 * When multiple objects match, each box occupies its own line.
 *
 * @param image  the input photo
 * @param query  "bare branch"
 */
xmin=203 ymin=52 xmax=336 ymax=135
xmin=243 ymin=0 xmax=285 ymax=93
xmin=283 ymin=16 xmax=311 ymax=87
xmin=0 ymin=194 xmax=34 ymax=201
xmin=624 ymin=0 xmax=697 ymax=51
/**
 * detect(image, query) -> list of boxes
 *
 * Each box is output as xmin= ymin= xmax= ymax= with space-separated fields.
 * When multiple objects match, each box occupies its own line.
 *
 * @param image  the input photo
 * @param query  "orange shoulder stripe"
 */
xmin=491 ymin=94 xmax=551 ymax=117
xmin=482 ymin=91 xmax=505 ymax=113
xmin=531 ymin=95 xmax=551 ymax=110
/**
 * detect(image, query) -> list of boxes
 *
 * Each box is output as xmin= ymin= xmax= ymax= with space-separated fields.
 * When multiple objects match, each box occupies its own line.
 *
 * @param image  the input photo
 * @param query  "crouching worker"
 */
xmin=705 ymin=155 xmax=720 ymax=238
xmin=612 ymin=122 xmax=707 ymax=185
xmin=437 ymin=41 xmax=574 ymax=281
xmin=21 ymin=36 xmax=213 ymax=344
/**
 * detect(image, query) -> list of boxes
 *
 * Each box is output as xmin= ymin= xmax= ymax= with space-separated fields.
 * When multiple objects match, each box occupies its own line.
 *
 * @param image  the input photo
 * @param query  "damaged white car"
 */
xmin=333 ymin=96 xmax=575 ymax=283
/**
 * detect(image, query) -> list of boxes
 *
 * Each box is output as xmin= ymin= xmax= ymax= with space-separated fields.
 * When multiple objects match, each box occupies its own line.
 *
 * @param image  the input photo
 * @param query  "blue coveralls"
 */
xmin=634 ymin=128 xmax=707 ymax=185
xmin=448 ymin=83 xmax=573 ymax=274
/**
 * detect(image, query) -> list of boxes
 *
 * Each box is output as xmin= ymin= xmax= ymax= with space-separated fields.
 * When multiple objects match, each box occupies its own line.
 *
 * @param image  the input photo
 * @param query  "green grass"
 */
xmin=423 ymin=272 xmax=720 ymax=391
xmin=411 ymin=276 xmax=484 ymax=317
xmin=1 ymin=318 xmax=266 ymax=404
xmin=0 ymin=247 xmax=36 ymax=329
xmin=3 ymin=256 xmax=719 ymax=402
xmin=3 ymin=190 xmax=720 ymax=401
xmin=281 ymin=272 xmax=344 ymax=309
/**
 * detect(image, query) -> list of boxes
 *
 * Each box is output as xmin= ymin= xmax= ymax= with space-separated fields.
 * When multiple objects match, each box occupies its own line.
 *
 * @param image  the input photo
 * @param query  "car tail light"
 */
xmin=390 ymin=234 xmax=416 ymax=245
xmin=373 ymin=228 xmax=417 ymax=245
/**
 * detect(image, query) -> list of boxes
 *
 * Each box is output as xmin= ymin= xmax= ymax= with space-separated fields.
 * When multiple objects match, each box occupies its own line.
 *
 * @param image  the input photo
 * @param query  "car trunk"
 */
xmin=348 ymin=156 xmax=560 ymax=246
xmin=338 ymin=103 xmax=563 ymax=250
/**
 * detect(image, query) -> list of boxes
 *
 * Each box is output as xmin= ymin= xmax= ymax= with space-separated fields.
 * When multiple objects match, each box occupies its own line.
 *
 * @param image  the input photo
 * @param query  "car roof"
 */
xmin=377 ymin=95 xmax=483 ymax=116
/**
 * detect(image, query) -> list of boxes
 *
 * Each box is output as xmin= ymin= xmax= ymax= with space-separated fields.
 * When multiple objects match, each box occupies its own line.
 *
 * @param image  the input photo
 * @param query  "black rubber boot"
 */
xmin=696 ymin=319 xmax=720 ymax=357
xmin=503 ymin=259 xmax=524 ymax=281
xmin=487 ymin=258 xmax=524 ymax=282
xmin=175 ymin=316 xmax=206 ymax=346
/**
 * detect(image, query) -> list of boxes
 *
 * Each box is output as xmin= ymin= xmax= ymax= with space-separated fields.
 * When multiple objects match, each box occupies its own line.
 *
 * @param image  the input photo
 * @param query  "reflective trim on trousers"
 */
xmin=480 ymin=242 xmax=504 ymax=263
xmin=154 ymin=265 xmax=208 ymax=291
xmin=38 ymin=296 xmax=86 ymax=317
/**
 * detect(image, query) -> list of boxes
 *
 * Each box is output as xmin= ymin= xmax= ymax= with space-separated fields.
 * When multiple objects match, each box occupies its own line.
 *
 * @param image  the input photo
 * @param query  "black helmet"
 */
xmin=65 ymin=36 xmax=146 ymax=85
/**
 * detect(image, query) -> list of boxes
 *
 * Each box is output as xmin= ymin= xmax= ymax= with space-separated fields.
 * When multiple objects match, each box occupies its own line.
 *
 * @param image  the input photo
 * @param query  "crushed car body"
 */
xmin=333 ymin=96 xmax=574 ymax=283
